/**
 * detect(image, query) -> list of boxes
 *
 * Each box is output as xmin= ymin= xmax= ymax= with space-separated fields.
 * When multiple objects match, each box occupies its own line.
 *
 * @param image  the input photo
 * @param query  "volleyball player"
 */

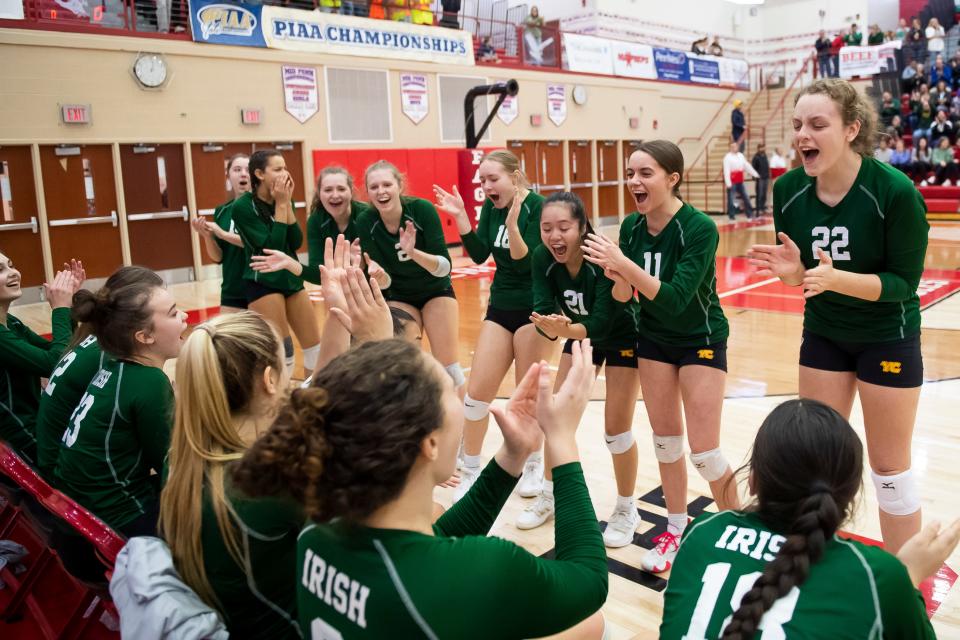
xmin=583 ymin=140 xmax=740 ymax=573
xmin=516 ymin=191 xmax=642 ymax=549
xmin=35 ymin=266 xmax=161 ymax=481
xmin=55 ymin=272 xmax=186 ymax=536
xmin=233 ymin=339 xmax=607 ymax=639
xmin=190 ymin=153 xmax=250 ymax=313
xmin=749 ymin=79 xmax=929 ymax=552
xmin=433 ymin=149 xmax=554 ymax=500
xmin=356 ymin=161 xmax=464 ymax=388
xmin=160 ymin=312 xmax=302 ymax=638
xmin=232 ymin=149 xmax=321 ymax=377
xmin=659 ymin=399 xmax=956 ymax=639
xmin=0 ymin=253 xmax=80 ymax=464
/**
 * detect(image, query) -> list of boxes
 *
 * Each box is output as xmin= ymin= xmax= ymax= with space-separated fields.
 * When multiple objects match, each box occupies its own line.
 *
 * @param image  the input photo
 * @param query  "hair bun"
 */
xmin=809 ymin=481 xmax=832 ymax=495
xmin=71 ymin=289 xmax=101 ymax=325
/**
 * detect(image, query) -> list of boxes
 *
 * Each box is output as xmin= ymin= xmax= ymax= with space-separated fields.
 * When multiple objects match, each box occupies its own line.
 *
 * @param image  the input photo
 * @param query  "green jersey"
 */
xmin=461 ymin=191 xmax=544 ymax=310
xmin=213 ymin=201 xmax=248 ymax=305
xmin=356 ymin=197 xmax=453 ymax=302
xmin=198 ymin=483 xmax=304 ymax=638
xmin=0 ymin=307 xmax=73 ymax=464
xmin=660 ymin=510 xmax=934 ymax=639
xmin=55 ymin=359 xmax=173 ymax=530
xmin=35 ymin=334 xmax=105 ymax=480
xmin=531 ymin=245 xmax=639 ymax=350
xmin=302 ymin=201 xmax=368 ymax=285
xmin=297 ymin=461 xmax=606 ymax=639
xmin=619 ymin=204 xmax=729 ymax=347
xmin=232 ymin=191 xmax=305 ymax=294
xmin=773 ymin=158 xmax=929 ymax=343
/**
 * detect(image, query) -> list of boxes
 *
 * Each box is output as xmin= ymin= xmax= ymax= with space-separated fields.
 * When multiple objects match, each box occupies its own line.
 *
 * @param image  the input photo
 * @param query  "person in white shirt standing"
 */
xmin=769 ymin=147 xmax=788 ymax=180
xmin=723 ymin=142 xmax=760 ymax=220
xmin=925 ymin=17 xmax=945 ymax=69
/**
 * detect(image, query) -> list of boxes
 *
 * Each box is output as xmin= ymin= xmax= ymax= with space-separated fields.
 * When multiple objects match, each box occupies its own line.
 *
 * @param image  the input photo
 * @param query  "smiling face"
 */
xmin=478 ymin=159 xmax=519 ymax=208
xmin=135 ymin=287 xmax=188 ymax=362
xmin=0 ymin=253 xmax=22 ymax=305
xmin=792 ymin=93 xmax=861 ymax=177
xmin=626 ymin=150 xmax=679 ymax=215
xmin=319 ymin=172 xmax=353 ymax=217
xmin=540 ymin=202 xmax=583 ymax=263
xmin=227 ymin=157 xmax=250 ymax=196
xmin=366 ymin=168 xmax=402 ymax=214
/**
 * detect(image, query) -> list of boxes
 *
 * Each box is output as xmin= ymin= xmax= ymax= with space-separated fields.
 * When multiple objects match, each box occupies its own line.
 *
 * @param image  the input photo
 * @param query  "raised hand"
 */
xmin=490 ymin=361 xmax=546 ymax=473
xmin=272 ymin=172 xmax=294 ymax=205
xmin=63 ymin=259 xmax=85 ymax=292
xmin=251 ymin=248 xmax=299 ymax=275
xmin=530 ymin=312 xmax=572 ymax=339
xmin=398 ymin=220 xmax=417 ymax=256
xmin=505 ymin=188 xmax=524 ymax=226
xmin=537 ymin=339 xmax=596 ymax=466
xmin=318 ymin=235 xmax=352 ymax=315
xmin=582 ymin=232 xmax=628 ymax=272
xmin=364 ymin=252 xmax=390 ymax=289
xmin=190 ymin=216 xmax=213 ymax=238
xmin=897 ymin=518 xmax=960 ymax=588
xmin=802 ymin=249 xmax=835 ymax=299
xmin=43 ymin=270 xmax=78 ymax=310
xmin=748 ymin=232 xmax=804 ymax=280
xmin=433 ymin=183 xmax=467 ymax=219
xmin=329 ymin=267 xmax=393 ymax=342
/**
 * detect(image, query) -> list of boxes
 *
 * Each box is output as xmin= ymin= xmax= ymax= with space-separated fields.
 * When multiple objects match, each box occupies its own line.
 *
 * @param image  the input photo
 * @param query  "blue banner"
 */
xmin=653 ymin=48 xmax=690 ymax=82
xmin=190 ymin=0 xmax=266 ymax=47
xmin=689 ymin=56 xmax=720 ymax=85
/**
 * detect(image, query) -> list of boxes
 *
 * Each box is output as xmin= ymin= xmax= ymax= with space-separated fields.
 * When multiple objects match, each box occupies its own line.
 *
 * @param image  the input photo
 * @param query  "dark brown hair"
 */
xmin=309 ymin=166 xmax=356 ymax=215
xmin=721 ymin=399 xmax=863 ymax=639
xmin=249 ymin=149 xmax=283 ymax=193
xmin=71 ymin=266 xmax=163 ymax=358
xmin=634 ymin=140 xmax=685 ymax=197
xmin=233 ymin=339 xmax=444 ymax=522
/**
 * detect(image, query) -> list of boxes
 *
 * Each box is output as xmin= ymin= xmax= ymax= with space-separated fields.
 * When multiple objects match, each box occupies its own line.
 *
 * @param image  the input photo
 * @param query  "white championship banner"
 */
xmin=562 ymin=32 xmax=614 ymax=75
xmin=839 ymin=40 xmax=901 ymax=78
xmin=261 ymin=7 xmax=475 ymax=65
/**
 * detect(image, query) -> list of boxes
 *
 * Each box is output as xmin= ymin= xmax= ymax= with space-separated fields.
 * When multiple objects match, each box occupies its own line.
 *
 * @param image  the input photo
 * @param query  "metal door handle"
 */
xmin=127 ymin=206 xmax=189 ymax=222
xmin=0 ymin=217 xmax=39 ymax=234
xmin=49 ymin=210 xmax=118 ymax=227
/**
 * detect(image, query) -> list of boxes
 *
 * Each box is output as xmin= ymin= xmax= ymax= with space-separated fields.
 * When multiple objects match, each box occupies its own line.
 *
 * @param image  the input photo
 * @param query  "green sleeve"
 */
xmin=232 ymin=198 xmax=290 ymax=255
xmin=579 ymin=274 xmax=615 ymax=338
xmin=531 ymin=246 xmax=557 ymax=316
xmin=286 ymin=219 xmax=304 ymax=255
xmin=433 ymin=459 xmax=517 ymax=537
xmin=877 ymin=186 xmax=929 ymax=303
xmin=416 ymin=200 xmax=452 ymax=261
xmin=872 ymin=549 xmax=937 ymax=639
xmin=131 ymin=373 xmax=174 ymax=474
xmin=0 ymin=308 xmax=73 ymax=376
xmin=520 ymin=197 xmax=544 ymax=262
xmin=647 ymin=219 xmax=718 ymax=314
xmin=460 ymin=201 xmax=491 ymax=264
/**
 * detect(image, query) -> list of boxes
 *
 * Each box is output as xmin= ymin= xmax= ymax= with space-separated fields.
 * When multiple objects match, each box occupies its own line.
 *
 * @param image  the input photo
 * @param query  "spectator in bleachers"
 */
xmin=906 ymin=66 xmax=926 ymax=96
xmin=709 ymin=36 xmax=723 ymax=57
xmin=316 ymin=0 xmax=340 ymax=12
xmin=769 ymin=147 xmax=787 ymax=179
xmin=479 ymin=36 xmax=500 ymax=63
xmin=916 ymin=136 xmax=933 ymax=181
xmin=926 ymin=17 xmax=946 ymax=68
xmin=907 ymin=17 xmax=927 ymax=64
xmin=948 ymin=51 xmax=960 ymax=86
xmin=868 ymin=24 xmax=884 ymax=46
xmin=692 ymin=35 xmax=709 ymax=55
xmin=902 ymin=60 xmax=920 ymax=93
xmin=731 ymin=99 xmax=746 ymax=151
xmin=816 ymin=31 xmax=833 ymax=78
xmin=930 ymin=109 xmax=955 ymax=146
xmin=874 ymin=136 xmax=893 ymax=163
xmin=928 ymin=134 xmax=958 ymax=185
xmin=340 ymin=0 xmax=368 ymax=17
xmin=439 ymin=0 xmax=460 ymax=29
xmin=879 ymin=91 xmax=901 ymax=126
xmin=751 ymin=144 xmax=770 ymax=213
xmin=895 ymin=17 xmax=908 ymax=40
xmin=830 ymin=31 xmax=844 ymax=77
xmin=890 ymin=138 xmax=916 ymax=176
xmin=886 ymin=114 xmax=905 ymax=141
xmin=844 ymin=23 xmax=863 ymax=46
xmin=930 ymin=55 xmax=952 ymax=87
xmin=914 ymin=96 xmax=935 ymax=144
xmin=933 ymin=79 xmax=952 ymax=111
xmin=523 ymin=5 xmax=545 ymax=65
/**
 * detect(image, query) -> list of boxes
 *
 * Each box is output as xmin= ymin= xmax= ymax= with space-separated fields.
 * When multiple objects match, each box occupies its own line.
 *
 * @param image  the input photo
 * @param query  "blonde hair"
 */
xmin=797 ymin=79 xmax=878 ymax=157
xmin=364 ymin=160 xmax=405 ymax=192
xmin=481 ymin=149 xmax=531 ymax=188
xmin=310 ymin=166 xmax=356 ymax=214
xmin=159 ymin=311 xmax=282 ymax=610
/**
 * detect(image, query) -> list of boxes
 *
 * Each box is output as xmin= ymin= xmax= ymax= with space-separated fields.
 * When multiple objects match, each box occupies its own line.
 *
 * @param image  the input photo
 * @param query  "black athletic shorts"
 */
xmin=220 ymin=296 xmax=248 ymax=310
xmin=387 ymin=286 xmax=456 ymax=311
xmin=245 ymin=280 xmax=303 ymax=304
xmin=484 ymin=306 xmax=532 ymax=334
xmin=562 ymin=339 xmax=638 ymax=369
xmin=799 ymin=329 xmax=923 ymax=388
xmin=635 ymin=336 xmax=728 ymax=372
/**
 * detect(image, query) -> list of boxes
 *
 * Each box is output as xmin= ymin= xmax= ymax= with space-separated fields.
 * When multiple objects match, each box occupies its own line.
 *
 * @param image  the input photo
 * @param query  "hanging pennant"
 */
xmin=400 ymin=73 xmax=429 ymax=124
xmin=497 ymin=94 xmax=518 ymax=125
xmin=282 ymin=65 xmax=319 ymax=124
xmin=547 ymin=84 xmax=566 ymax=126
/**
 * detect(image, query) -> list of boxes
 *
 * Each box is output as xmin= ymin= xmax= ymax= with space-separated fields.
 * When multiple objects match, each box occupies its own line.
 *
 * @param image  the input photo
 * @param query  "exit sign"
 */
xmin=61 ymin=104 xmax=92 ymax=124
xmin=241 ymin=108 xmax=262 ymax=125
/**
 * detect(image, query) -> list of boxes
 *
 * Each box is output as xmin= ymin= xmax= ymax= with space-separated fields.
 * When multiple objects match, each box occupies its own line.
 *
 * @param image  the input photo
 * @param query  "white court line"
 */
xmin=717 ymin=277 xmax=780 ymax=299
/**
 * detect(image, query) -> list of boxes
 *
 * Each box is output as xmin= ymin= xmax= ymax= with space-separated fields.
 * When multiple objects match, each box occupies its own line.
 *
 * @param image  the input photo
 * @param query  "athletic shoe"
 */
xmin=603 ymin=505 xmax=639 ymax=548
xmin=515 ymin=456 xmax=544 ymax=497
xmin=516 ymin=492 xmax=555 ymax=530
xmin=945 ymin=180 xmax=953 ymax=186
xmin=641 ymin=530 xmax=681 ymax=573
xmin=453 ymin=465 xmax=480 ymax=502
xmin=921 ymin=179 xmax=929 ymax=186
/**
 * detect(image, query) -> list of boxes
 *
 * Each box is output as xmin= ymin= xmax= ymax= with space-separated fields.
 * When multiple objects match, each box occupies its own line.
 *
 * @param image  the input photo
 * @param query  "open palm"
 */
xmin=748 ymin=232 xmax=803 ymax=278
xmin=490 ymin=362 xmax=544 ymax=458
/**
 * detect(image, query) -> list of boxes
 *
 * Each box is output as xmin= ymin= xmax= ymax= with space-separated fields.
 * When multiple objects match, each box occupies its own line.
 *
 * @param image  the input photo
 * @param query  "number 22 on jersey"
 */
xmin=811 ymin=226 xmax=850 ymax=261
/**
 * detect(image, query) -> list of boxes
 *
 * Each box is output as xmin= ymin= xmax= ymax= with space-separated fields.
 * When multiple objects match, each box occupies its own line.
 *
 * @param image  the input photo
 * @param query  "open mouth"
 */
xmin=376 ymin=195 xmax=391 ymax=204
xmin=238 ymin=180 xmax=249 ymax=189
xmin=633 ymin=191 xmax=648 ymax=206
xmin=6 ymin=279 xmax=20 ymax=289
xmin=488 ymin=193 xmax=500 ymax=204
xmin=328 ymin=199 xmax=344 ymax=207
xmin=550 ymin=243 xmax=568 ymax=258
xmin=800 ymin=148 xmax=820 ymax=163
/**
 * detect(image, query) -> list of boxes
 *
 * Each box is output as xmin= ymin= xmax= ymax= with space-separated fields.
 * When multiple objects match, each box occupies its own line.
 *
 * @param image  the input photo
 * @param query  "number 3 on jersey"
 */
xmin=811 ymin=226 xmax=850 ymax=261
xmin=62 ymin=392 xmax=95 ymax=448
xmin=493 ymin=224 xmax=510 ymax=249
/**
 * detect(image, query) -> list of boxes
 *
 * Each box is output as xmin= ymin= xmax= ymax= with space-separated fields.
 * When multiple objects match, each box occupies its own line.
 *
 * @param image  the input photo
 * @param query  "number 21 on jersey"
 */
xmin=563 ymin=290 xmax=588 ymax=315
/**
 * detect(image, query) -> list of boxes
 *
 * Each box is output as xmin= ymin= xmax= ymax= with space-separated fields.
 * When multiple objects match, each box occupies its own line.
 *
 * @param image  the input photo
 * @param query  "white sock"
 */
xmin=463 ymin=454 xmax=481 ymax=469
xmin=616 ymin=495 xmax=635 ymax=512
xmin=542 ymin=479 xmax=554 ymax=498
xmin=667 ymin=513 xmax=688 ymax=536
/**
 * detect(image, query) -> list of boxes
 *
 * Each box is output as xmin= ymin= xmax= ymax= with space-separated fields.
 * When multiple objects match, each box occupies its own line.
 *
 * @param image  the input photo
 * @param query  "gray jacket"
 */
xmin=110 ymin=537 xmax=230 ymax=640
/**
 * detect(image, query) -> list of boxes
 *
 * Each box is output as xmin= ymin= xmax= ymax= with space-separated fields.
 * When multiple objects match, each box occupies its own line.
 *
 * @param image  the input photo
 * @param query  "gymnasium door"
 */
xmin=597 ymin=140 xmax=620 ymax=223
xmin=507 ymin=140 xmax=538 ymax=189
xmin=119 ymin=144 xmax=192 ymax=280
xmin=253 ymin=142 xmax=307 ymax=252
xmin=39 ymin=145 xmax=123 ymax=280
xmin=568 ymin=140 xmax=593 ymax=218
xmin=190 ymin=142 xmax=254 ymax=268
xmin=536 ymin=140 xmax=565 ymax=199
xmin=0 ymin=146 xmax=45 ymax=292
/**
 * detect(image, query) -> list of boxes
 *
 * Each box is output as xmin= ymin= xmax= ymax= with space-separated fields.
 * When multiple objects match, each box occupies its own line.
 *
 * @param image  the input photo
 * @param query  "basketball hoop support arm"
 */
xmin=464 ymin=80 xmax=519 ymax=149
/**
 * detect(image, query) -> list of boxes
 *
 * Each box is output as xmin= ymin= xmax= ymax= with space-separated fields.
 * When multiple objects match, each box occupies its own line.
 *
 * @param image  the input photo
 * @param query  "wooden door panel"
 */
xmin=0 ymin=146 xmax=45 ymax=287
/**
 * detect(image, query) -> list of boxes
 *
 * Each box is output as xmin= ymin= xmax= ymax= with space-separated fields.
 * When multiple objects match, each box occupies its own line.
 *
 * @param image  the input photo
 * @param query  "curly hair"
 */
xmin=797 ymin=79 xmax=879 ymax=157
xmin=232 ymin=339 xmax=445 ymax=522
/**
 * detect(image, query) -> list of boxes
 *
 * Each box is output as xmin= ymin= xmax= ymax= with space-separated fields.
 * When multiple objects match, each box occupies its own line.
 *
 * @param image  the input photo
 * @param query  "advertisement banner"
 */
xmin=497 ymin=94 xmax=519 ymax=125
xmin=262 ymin=7 xmax=474 ymax=65
xmin=653 ymin=48 xmax=690 ymax=82
xmin=839 ymin=41 xmax=901 ymax=77
xmin=0 ymin=0 xmax=24 ymax=18
xmin=190 ymin=0 xmax=265 ymax=47
xmin=282 ymin=66 xmax=319 ymax=124
xmin=399 ymin=73 xmax=429 ymax=124
xmin=688 ymin=55 xmax=720 ymax=85
xmin=562 ymin=33 xmax=614 ymax=75
xmin=717 ymin=57 xmax=750 ymax=89
xmin=611 ymin=41 xmax=657 ymax=79
xmin=547 ymin=84 xmax=567 ymax=126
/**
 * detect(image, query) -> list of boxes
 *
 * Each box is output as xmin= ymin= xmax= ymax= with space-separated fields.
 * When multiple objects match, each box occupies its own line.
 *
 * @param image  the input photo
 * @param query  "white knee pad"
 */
xmin=301 ymin=344 xmax=321 ymax=371
xmin=445 ymin=362 xmax=466 ymax=388
xmin=605 ymin=430 xmax=635 ymax=455
xmin=652 ymin=434 xmax=684 ymax=464
xmin=463 ymin=393 xmax=490 ymax=421
xmin=872 ymin=469 xmax=921 ymax=516
xmin=690 ymin=448 xmax=729 ymax=482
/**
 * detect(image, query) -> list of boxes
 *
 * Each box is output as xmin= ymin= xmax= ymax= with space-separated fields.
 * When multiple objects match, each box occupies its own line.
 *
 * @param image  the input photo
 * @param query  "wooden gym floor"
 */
xmin=15 ymin=217 xmax=960 ymax=638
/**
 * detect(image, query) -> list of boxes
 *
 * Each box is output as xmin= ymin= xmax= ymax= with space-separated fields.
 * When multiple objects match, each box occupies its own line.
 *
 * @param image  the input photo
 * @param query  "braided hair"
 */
xmin=721 ymin=399 xmax=863 ymax=639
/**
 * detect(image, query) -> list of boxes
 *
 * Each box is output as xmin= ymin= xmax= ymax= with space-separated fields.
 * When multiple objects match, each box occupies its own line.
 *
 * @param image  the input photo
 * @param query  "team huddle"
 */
xmin=1 ymin=78 xmax=957 ymax=638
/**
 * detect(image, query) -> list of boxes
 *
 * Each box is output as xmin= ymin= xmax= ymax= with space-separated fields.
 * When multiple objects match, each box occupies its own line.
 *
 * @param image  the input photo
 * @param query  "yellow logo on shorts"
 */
xmin=697 ymin=349 xmax=714 ymax=360
xmin=620 ymin=349 xmax=635 ymax=358
xmin=880 ymin=361 xmax=902 ymax=374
